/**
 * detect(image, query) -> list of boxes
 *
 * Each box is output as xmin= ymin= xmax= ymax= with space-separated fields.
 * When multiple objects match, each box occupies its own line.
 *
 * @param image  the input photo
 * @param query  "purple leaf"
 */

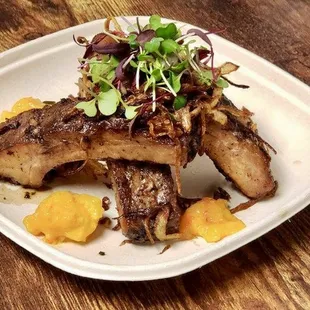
xmin=116 ymin=54 xmax=136 ymax=81
xmin=198 ymin=49 xmax=210 ymax=60
xmin=116 ymin=57 xmax=128 ymax=81
xmin=136 ymin=29 xmax=155 ymax=46
xmin=92 ymin=42 xmax=130 ymax=56
xmin=91 ymin=33 xmax=108 ymax=44
xmin=187 ymin=28 xmax=212 ymax=46
xmin=187 ymin=28 xmax=217 ymax=80
xmin=83 ymin=45 xmax=94 ymax=59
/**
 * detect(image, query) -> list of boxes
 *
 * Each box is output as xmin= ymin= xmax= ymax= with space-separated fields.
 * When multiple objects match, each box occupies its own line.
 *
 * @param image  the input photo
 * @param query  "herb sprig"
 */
xmin=75 ymin=15 xmax=229 ymax=118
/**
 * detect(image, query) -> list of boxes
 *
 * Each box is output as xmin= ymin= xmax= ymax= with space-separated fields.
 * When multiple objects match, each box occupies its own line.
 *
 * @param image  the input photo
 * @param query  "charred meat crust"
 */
xmin=218 ymin=95 xmax=276 ymax=155
xmin=0 ymin=98 xmax=197 ymax=187
xmin=107 ymin=160 xmax=182 ymax=243
xmin=0 ymin=98 xmax=172 ymax=149
xmin=204 ymin=96 xmax=277 ymax=199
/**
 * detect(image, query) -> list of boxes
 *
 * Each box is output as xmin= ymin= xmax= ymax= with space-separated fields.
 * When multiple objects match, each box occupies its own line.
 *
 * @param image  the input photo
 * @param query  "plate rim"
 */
xmin=1 ymin=191 xmax=309 ymax=281
xmin=1 ymin=16 xmax=310 ymax=281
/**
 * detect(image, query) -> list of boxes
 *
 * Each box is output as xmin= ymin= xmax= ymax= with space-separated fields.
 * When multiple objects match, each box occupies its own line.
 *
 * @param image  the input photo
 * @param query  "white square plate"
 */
xmin=0 ymin=17 xmax=309 ymax=281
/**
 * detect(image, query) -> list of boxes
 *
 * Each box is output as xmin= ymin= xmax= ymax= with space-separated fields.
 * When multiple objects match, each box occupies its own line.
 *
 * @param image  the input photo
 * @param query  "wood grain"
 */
xmin=0 ymin=1 xmax=309 ymax=309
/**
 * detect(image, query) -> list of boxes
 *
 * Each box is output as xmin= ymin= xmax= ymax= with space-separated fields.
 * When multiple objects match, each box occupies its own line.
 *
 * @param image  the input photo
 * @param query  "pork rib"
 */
xmin=203 ymin=96 xmax=277 ymax=199
xmin=0 ymin=98 xmax=196 ymax=187
xmin=108 ymin=160 xmax=181 ymax=243
xmin=0 ymin=95 xmax=277 ymax=200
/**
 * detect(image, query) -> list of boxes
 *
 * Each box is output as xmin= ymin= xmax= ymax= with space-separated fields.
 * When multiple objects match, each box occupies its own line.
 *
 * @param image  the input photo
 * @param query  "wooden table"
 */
xmin=0 ymin=1 xmax=309 ymax=309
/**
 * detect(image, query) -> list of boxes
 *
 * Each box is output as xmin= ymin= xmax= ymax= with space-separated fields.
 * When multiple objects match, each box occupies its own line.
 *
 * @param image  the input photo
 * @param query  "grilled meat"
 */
xmin=108 ymin=160 xmax=181 ymax=243
xmin=0 ymin=93 xmax=277 ymax=201
xmin=0 ymin=98 xmax=197 ymax=188
xmin=203 ymin=96 xmax=277 ymax=199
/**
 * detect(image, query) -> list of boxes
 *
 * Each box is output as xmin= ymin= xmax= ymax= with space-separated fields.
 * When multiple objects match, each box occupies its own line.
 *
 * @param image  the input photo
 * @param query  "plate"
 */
xmin=0 ymin=16 xmax=310 ymax=281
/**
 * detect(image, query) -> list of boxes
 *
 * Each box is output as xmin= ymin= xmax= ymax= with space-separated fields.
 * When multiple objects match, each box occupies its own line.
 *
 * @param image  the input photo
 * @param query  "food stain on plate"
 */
xmin=0 ymin=183 xmax=47 ymax=205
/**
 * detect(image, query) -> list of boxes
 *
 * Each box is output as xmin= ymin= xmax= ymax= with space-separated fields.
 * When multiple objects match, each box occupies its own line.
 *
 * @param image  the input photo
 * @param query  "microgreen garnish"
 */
xmin=196 ymin=69 xmax=213 ymax=86
xmin=97 ymin=89 xmax=119 ymax=116
xmin=76 ymin=99 xmax=97 ymax=117
xmin=161 ymin=39 xmax=179 ymax=54
xmin=75 ymin=88 xmax=120 ymax=117
xmin=173 ymin=95 xmax=187 ymax=110
xmin=145 ymin=37 xmax=164 ymax=53
xmin=216 ymin=78 xmax=229 ymax=88
xmin=149 ymin=15 xmax=163 ymax=30
xmin=89 ymin=55 xmax=119 ymax=83
xmin=156 ymin=23 xmax=178 ymax=40
xmin=169 ymin=71 xmax=182 ymax=93
xmin=125 ymin=105 xmax=140 ymax=119
xmin=171 ymin=60 xmax=189 ymax=73
xmin=75 ymin=15 xmax=231 ymax=119
xmin=128 ymin=34 xmax=138 ymax=48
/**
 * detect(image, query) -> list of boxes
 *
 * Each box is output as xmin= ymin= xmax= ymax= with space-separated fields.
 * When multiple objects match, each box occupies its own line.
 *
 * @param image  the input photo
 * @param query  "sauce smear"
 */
xmin=180 ymin=197 xmax=245 ymax=242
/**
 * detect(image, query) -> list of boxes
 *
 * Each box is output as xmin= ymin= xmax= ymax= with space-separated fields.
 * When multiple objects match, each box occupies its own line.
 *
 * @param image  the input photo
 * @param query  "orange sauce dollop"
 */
xmin=0 ymin=97 xmax=45 ymax=122
xmin=180 ymin=197 xmax=245 ymax=242
xmin=23 ymin=191 xmax=103 ymax=244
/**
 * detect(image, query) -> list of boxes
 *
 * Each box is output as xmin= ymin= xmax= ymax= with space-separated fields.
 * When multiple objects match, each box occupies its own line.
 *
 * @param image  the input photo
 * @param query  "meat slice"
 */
xmin=0 ymin=98 xmax=196 ymax=188
xmin=108 ymin=160 xmax=181 ymax=243
xmin=203 ymin=96 xmax=277 ymax=199
xmin=0 ymin=94 xmax=277 ymax=202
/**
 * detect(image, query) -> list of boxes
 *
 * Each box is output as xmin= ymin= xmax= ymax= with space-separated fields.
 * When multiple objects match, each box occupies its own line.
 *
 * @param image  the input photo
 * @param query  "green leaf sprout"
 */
xmin=97 ymin=89 xmax=119 ymax=116
xmin=169 ymin=71 xmax=182 ymax=93
xmin=173 ymin=95 xmax=187 ymax=110
xmin=156 ymin=23 xmax=178 ymax=40
xmin=145 ymin=37 xmax=164 ymax=53
xmin=76 ymin=99 xmax=97 ymax=117
xmin=149 ymin=15 xmax=163 ymax=30
xmin=216 ymin=78 xmax=229 ymax=88
xmin=161 ymin=39 xmax=180 ymax=54
xmin=124 ymin=105 xmax=140 ymax=119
